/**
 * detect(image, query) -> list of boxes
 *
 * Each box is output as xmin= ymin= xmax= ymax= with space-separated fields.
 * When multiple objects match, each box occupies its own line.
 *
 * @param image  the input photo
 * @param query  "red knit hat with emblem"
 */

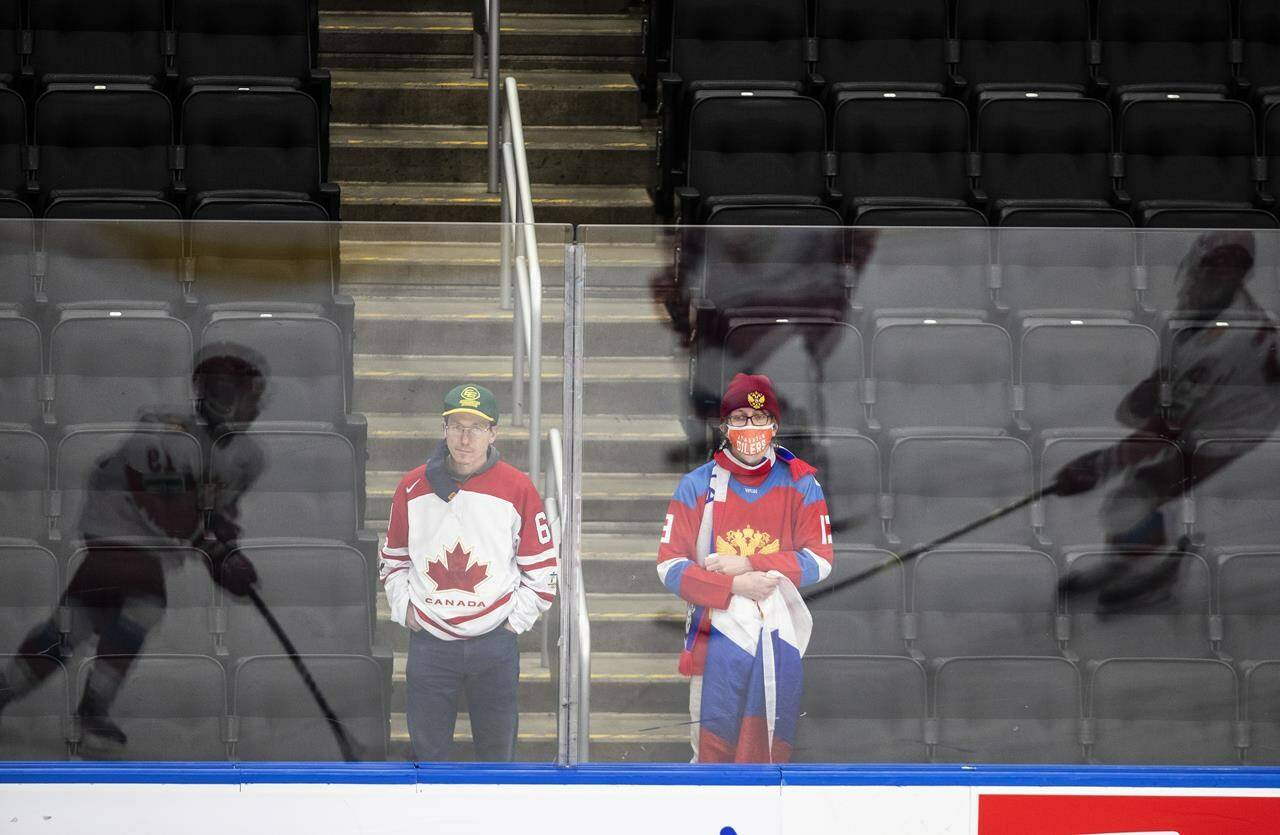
xmin=720 ymin=373 xmax=780 ymax=420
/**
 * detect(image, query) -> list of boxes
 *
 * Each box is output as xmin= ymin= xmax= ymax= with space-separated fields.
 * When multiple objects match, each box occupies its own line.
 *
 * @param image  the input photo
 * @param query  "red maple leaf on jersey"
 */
xmin=425 ymin=542 xmax=488 ymax=593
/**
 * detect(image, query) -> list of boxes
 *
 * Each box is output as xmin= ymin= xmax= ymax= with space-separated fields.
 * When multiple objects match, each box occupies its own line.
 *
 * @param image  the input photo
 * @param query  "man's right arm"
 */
xmin=380 ymin=475 xmax=414 ymax=628
xmin=655 ymin=475 xmax=734 ymax=610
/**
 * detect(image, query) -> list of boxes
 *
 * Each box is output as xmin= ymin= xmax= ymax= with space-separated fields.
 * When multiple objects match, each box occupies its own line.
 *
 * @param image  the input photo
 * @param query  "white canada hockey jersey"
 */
xmin=380 ymin=459 xmax=558 ymax=640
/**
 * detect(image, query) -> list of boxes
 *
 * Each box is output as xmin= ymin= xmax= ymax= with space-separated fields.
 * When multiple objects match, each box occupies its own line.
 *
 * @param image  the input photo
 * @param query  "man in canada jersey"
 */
xmin=657 ymin=373 xmax=834 ymax=762
xmin=380 ymin=384 xmax=557 ymax=761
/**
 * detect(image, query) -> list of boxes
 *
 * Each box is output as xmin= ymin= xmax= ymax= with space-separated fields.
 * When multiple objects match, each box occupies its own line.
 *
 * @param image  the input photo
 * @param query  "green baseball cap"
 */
xmin=443 ymin=383 xmax=499 ymax=424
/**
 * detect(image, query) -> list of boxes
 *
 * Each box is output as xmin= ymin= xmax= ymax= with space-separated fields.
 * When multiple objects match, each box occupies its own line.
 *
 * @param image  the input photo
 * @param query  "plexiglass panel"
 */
xmin=0 ymin=219 xmax=571 ymax=764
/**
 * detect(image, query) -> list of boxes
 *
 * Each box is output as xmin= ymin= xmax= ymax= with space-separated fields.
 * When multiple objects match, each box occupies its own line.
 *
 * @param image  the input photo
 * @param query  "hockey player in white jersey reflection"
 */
xmin=1055 ymin=230 xmax=1280 ymax=609
xmin=0 ymin=344 xmax=267 ymax=756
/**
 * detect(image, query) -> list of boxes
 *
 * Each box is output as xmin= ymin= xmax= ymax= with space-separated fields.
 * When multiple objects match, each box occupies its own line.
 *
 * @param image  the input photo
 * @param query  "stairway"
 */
xmin=320 ymin=1 xmax=692 ymax=761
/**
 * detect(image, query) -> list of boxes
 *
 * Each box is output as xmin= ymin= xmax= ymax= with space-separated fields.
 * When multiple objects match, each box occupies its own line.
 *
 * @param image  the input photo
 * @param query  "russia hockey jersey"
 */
xmin=656 ymin=446 xmax=833 ymax=675
xmin=380 ymin=450 xmax=558 ymax=640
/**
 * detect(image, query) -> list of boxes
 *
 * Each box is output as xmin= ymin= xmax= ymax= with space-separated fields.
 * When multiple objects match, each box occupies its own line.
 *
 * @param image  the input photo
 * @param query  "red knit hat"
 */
xmin=720 ymin=373 xmax=780 ymax=420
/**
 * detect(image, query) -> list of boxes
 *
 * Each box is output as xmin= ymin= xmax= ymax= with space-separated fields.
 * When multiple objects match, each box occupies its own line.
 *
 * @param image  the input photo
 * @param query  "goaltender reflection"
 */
xmin=1056 ymin=230 xmax=1280 ymax=606
xmin=0 ymin=343 xmax=267 ymax=754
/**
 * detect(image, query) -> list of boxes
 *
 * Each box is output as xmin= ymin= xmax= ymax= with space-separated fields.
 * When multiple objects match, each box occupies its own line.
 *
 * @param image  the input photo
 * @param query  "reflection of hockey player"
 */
xmin=0 ymin=344 xmax=267 ymax=752
xmin=1056 ymin=231 xmax=1280 ymax=607
xmin=657 ymin=374 xmax=832 ymax=763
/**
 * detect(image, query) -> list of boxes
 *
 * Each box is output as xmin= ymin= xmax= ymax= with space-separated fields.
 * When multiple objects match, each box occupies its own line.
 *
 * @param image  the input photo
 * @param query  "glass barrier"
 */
xmin=578 ymin=223 xmax=1280 ymax=768
xmin=0 ymin=218 xmax=572 ymax=764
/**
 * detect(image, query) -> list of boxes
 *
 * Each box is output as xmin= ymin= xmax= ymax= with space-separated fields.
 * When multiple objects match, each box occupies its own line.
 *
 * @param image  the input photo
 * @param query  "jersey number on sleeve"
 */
xmin=534 ymin=511 xmax=552 ymax=545
xmin=660 ymin=513 xmax=674 ymax=544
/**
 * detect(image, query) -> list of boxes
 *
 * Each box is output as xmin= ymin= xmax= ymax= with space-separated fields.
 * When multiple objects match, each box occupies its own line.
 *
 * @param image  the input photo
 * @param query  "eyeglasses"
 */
xmin=725 ymin=413 xmax=773 ymax=427
xmin=444 ymin=423 xmax=492 ymax=439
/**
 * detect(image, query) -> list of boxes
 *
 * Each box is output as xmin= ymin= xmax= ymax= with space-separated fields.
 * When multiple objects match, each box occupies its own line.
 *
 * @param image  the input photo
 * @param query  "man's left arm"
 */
xmin=745 ymin=477 xmax=834 ymax=588
xmin=506 ymin=482 xmax=558 ymax=634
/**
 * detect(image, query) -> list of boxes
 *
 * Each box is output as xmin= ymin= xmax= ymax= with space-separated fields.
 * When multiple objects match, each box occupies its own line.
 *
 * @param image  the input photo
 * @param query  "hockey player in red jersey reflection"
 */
xmin=1055 ymin=230 xmax=1280 ymax=608
xmin=0 ymin=343 xmax=267 ymax=755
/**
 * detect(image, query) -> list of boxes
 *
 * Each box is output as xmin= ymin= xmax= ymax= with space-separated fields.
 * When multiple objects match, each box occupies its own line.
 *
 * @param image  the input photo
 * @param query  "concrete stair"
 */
xmin=325 ymin=0 xmax=679 ymax=764
xmin=321 ymin=6 xmax=657 ymax=225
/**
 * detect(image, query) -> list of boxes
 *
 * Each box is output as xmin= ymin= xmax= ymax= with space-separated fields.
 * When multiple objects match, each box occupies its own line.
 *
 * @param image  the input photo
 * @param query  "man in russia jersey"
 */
xmin=657 ymin=373 xmax=834 ymax=763
xmin=380 ymin=384 xmax=558 ymax=761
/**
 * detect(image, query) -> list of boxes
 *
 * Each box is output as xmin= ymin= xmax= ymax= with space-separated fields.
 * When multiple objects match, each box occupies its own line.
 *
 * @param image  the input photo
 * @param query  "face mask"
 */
xmin=726 ymin=424 xmax=776 ymax=458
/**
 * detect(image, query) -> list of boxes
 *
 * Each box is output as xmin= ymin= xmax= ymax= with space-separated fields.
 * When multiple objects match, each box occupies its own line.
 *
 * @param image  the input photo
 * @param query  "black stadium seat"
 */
xmin=1088 ymin=657 xmax=1239 ymax=765
xmin=48 ymin=311 xmax=192 ymax=427
xmin=1063 ymin=549 xmax=1213 ymax=659
xmin=0 ymin=654 xmax=68 ymax=759
xmin=994 ymin=222 xmax=1137 ymax=316
xmin=885 ymin=433 xmax=1033 ymax=550
xmin=32 ymin=84 xmax=177 ymax=216
xmin=1037 ymin=433 xmax=1183 ymax=551
xmin=1118 ymin=93 xmax=1267 ymax=228
xmin=0 ymin=542 xmax=58 ymax=654
xmin=174 ymin=0 xmax=313 ymax=88
xmin=0 ymin=312 xmax=41 ymax=423
xmin=932 ymin=656 xmax=1083 ymax=764
xmin=953 ymin=0 xmax=1092 ymax=92
xmin=868 ymin=319 xmax=1012 ymax=431
xmin=0 ymin=0 xmax=21 ymax=85
xmin=39 ymin=217 xmax=183 ymax=309
xmin=805 ymin=549 xmax=906 ymax=655
xmin=76 ymin=654 xmax=227 ymax=760
xmin=775 ymin=432 xmax=881 ymax=544
xmin=1191 ymin=437 xmax=1280 ymax=550
xmin=221 ymin=542 xmax=371 ymax=660
xmin=852 ymin=226 xmax=992 ymax=316
xmin=1244 ymin=660 xmax=1280 ymax=764
xmin=29 ymin=0 xmax=168 ymax=87
xmin=973 ymin=91 xmax=1114 ymax=223
xmin=909 ymin=546 xmax=1060 ymax=657
xmin=201 ymin=313 xmax=345 ymax=424
xmin=64 ymin=545 xmax=216 ymax=656
xmin=53 ymin=425 xmax=202 ymax=544
xmin=1096 ymin=0 xmax=1234 ymax=94
xmin=814 ymin=0 xmax=949 ymax=92
xmin=232 ymin=654 xmax=387 ymax=761
xmin=831 ymin=91 xmax=971 ymax=224
xmin=187 ymin=219 xmax=337 ymax=310
xmin=179 ymin=85 xmax=338 ymax=219
xmin=1241 ymin=0 xmax=1280 ymax=97
xmin=0 ymin=427 xmax=48 ymax=543
xmin=1216 ymin=549 xmax=1280 ymax=663
xmin=1016 ymin=321 xmax=1159 ymax=432
xmin=0 ymin=85 xmax=27 ymax=213
xmin=212 ymin=427 xmax=358 ymax=542
xmin=718 ymin=319 xmax=865 ymax=434
xmin=795 ymin=655 xmax=928 ymax=762
xmin=678 ymin=92 xmax=828 ymax=225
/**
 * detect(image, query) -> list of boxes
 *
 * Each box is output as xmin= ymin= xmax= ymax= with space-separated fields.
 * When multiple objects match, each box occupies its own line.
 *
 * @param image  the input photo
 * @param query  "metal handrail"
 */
xmin=500 ymin=75 xmax=544 ymax=491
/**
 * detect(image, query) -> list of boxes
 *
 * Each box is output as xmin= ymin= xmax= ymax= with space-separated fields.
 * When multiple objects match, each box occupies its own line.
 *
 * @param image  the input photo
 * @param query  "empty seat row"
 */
xmin=798 ymin=654 xmax=1277 ymax=765
xmin=772 ymin=431 xmax=1280 ymax=556
xmin=0 ymin=311 xmax=352 ymax=428
xmin=690 ymin=316 xmax=1277 ymax=438
xmin=674 ymin=89 xmax=1280 ymax=228
xmin=0 ymin=540 xmax=373 ymax=662
xmin=0 ymin=83 xmax=337 ymax=220
xmin=0 ymin=424 xmax=372 ymax=559
xmin=686 ymin=225 xmax=1280 ymax=330
xmin=651 ymin=0 xmax=1280 ymax=107
xmin=0 ymin=0 xmax=324 ymax=100
xmin=805 ymin=542 xmax=1280 ymax=662
xmin=0 ymin=652 xmax=386 ymax=762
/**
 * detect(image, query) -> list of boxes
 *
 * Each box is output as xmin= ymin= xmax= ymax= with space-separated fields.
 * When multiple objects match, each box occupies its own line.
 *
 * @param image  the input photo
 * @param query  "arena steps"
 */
xmin=332 ymin=69 xmax=641 ymax=127
xmin=321 ymin=0 xmax=634 ymax=15
xmin=339 ymin=180 xmax=655 ymax=224
xmin=330 ymin=123 xmax=654 ymax=185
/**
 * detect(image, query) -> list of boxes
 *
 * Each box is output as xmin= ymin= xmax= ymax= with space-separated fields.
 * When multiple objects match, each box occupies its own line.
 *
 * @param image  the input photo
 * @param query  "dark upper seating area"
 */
xmin=650 ymin=0 xmax=1280 ymax=228
xmin=0 ymin=0 xmax=336 ymax=221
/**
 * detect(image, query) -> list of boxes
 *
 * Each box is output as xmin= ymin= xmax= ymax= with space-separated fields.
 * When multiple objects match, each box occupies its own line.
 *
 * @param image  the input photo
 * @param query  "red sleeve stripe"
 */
xmin=381 ymin=565 xmax=409 ymax=577
xmin=444 ymin=591 xmax=514 ymax=625
xmin=524 ymin=588 xmax=556 ymax=602
xmin=380 ymin=553 xmax=410 ymax=562
xmin=518 ymin=557 xmax=558 ymax=572
xmin=413 ymin=605 xmax=469 ymax=639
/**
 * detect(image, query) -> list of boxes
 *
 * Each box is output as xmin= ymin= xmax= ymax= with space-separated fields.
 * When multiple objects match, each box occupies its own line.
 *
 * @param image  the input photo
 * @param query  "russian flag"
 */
xmin=698 ymin=579 xmax=812 ymax=763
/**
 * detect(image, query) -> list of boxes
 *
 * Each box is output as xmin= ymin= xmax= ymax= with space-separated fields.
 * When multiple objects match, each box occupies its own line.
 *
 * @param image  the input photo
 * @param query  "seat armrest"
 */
xmin=675 ymin=186 xmax=700 ymax=224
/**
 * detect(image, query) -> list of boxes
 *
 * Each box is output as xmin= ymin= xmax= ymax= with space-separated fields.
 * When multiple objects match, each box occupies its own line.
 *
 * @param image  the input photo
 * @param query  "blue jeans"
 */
xmin=405 ymin=626 xmax=519 ymax=761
